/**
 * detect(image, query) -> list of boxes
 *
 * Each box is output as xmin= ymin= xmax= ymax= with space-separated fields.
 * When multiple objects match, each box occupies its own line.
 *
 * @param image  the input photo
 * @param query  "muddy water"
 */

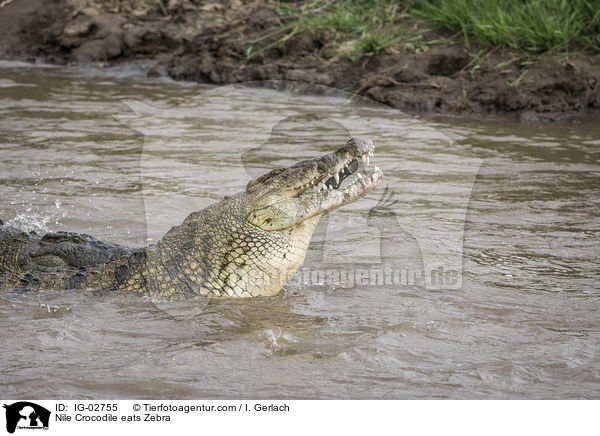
xmin=0 ymin=61 xmax=598 ymax=399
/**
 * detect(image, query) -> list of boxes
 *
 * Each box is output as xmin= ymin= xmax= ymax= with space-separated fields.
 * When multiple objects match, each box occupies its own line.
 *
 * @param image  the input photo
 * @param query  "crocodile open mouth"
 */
xmin=247 ymin=137 xmax=383 ymax=232
xmin=297 ymin=144 xmax=381 ymax=197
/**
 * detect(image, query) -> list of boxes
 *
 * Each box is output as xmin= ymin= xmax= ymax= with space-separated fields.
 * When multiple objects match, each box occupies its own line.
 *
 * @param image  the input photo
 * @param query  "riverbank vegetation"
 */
xmin=418 ymin=0 xmax=600 ymax=53
xmin=269 ymin=0 xmax=600 ymax=59
xmin=2 ymin=0 xmax=598 ymax=120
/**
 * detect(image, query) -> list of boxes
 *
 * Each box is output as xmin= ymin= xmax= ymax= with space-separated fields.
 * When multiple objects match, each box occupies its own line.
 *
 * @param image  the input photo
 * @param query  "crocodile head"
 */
xmin=245 ymin=137 xmax=382 ymax=231
xmin=224 ymin=136 xmax=383 ymax=296
xmin=127 ymin=137 xmax=383 ymax=300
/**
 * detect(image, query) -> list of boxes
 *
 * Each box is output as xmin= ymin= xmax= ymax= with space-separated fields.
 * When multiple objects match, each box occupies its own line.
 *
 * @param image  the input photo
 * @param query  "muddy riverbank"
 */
xmin=2 ymin=0 xmax=599 ymax=121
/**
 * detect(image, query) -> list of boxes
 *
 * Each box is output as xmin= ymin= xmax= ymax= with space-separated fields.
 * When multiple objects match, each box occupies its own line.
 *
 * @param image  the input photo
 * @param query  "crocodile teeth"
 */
xmin=357 ymin=173 xmax=363 ymax=179
xmin=334 ymin=173 xmax=339 ymax=184
xmin=361 ymin=155 xmax=367 ymax=163
xmin=366 ymin=156 xmax=370 ymax=166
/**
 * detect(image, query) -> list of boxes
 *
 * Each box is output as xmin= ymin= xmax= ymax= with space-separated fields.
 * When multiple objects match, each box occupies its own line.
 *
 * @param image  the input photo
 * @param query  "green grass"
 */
xmin=263 ymin=0 xmax=416 ymax=59
xmin=416 ymin=0 xmax=600 ymax=52
xmin=258 ymin=0 xmax=600 ymax=60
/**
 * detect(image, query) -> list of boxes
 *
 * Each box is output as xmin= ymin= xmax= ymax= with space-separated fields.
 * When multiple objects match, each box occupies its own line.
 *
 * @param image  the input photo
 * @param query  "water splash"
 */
xmin=7 ymin=212 xmax=52 ymax=233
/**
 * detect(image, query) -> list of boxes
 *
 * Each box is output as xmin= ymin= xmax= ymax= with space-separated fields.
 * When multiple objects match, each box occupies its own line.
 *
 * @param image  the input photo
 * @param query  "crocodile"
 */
xmin=0 ymin=137 xmax=382 ymax=299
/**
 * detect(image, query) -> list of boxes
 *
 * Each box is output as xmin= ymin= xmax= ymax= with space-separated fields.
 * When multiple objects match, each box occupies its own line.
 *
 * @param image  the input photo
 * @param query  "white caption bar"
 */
xmin=0 ymin=400 xmax=596 ymax=436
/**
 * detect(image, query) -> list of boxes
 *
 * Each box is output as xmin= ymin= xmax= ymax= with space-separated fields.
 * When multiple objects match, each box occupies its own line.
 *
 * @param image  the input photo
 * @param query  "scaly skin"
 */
xmin=0 ymin=138 xmax=382 ymax=299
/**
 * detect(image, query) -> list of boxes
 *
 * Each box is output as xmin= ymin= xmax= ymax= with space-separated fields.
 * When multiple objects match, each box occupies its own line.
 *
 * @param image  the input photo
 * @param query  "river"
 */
xmin=0 ymin=60 xmax=598 ymax=399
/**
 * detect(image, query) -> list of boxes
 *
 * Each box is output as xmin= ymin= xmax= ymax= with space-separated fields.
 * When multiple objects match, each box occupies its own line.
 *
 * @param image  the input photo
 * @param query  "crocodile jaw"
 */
xmin=247 ymin=137 xmax=383 ymax=230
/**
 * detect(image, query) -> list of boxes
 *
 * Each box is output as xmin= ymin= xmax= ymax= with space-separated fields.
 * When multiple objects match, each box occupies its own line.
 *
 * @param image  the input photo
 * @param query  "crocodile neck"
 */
xmin=85 ymin=248 xmax=148 ymax=294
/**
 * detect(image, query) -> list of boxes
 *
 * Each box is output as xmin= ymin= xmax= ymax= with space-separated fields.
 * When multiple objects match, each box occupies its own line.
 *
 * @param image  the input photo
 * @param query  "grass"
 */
xmin=416 ymin=0 xmax=600 ymax=53
xmin=257 ymin=0 xmax=600 ymax=60
xmin=260 ymin=0 xmax=416 ymax=60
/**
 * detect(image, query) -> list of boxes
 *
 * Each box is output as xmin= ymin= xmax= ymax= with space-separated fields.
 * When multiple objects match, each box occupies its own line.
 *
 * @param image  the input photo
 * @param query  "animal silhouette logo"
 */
xmin=3 ymin=402 xmax=50 ymax=434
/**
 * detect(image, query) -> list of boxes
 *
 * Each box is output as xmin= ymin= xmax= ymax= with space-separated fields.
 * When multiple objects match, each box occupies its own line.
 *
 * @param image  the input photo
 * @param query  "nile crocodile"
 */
xmin=0 ymin=138 xmax=382 ymax=299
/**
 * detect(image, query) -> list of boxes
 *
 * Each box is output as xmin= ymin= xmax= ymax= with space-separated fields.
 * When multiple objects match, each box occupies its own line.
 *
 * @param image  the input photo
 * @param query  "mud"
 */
xmin=1 ymin=0 xmax=599 ymax=121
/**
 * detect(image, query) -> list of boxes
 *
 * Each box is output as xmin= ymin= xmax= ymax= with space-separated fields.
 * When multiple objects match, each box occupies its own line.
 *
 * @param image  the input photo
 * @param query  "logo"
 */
xmin=3 ymin=402 xmax=50 ymax=434
xmin=116 ymin=79 xmax=481 ymax=316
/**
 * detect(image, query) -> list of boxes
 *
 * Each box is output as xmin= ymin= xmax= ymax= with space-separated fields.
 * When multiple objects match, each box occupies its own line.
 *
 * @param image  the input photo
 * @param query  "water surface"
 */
xmin=0 ymin=61 xmax=598 ymax=399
